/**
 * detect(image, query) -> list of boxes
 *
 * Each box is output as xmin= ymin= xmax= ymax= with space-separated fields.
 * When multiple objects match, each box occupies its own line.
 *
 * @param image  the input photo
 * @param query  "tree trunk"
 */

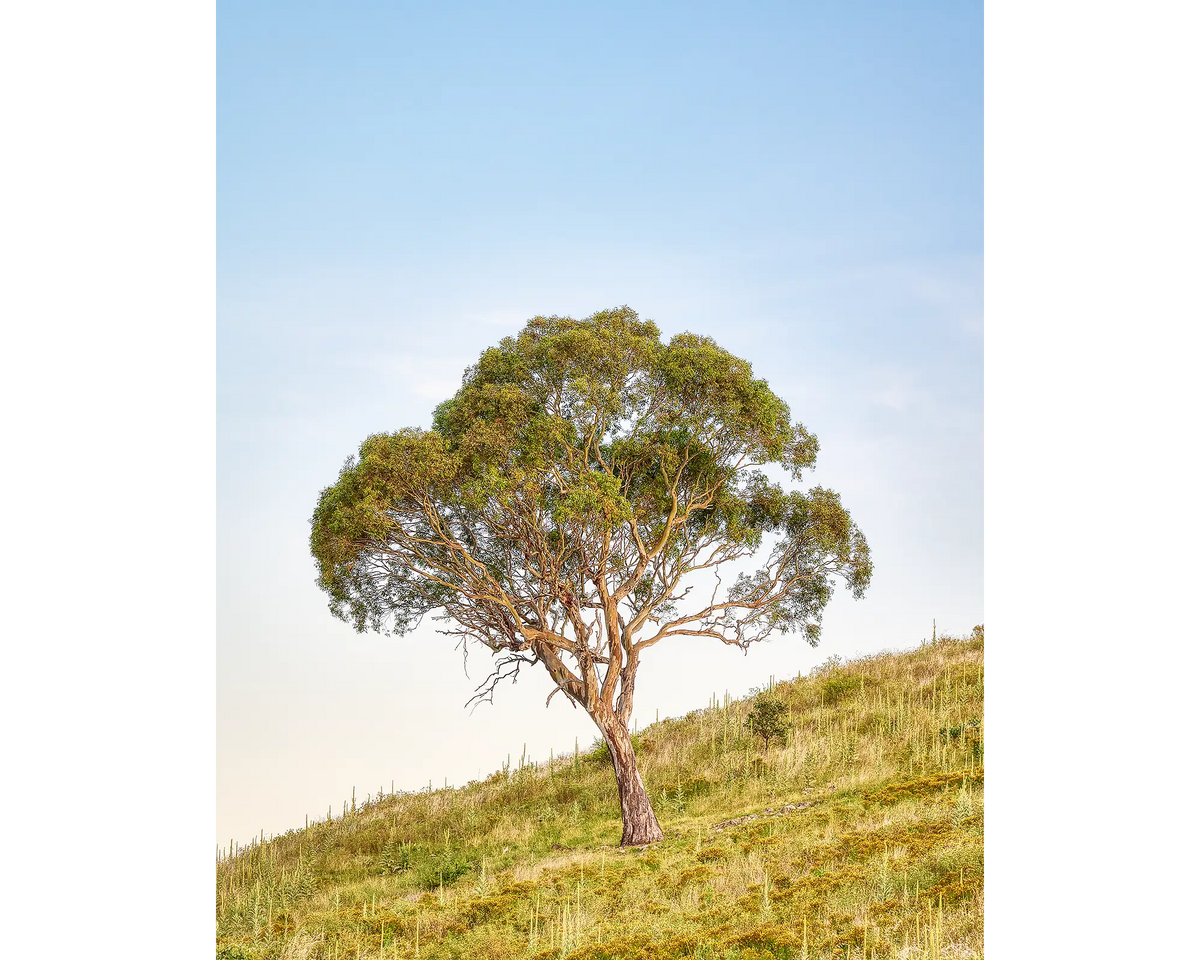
xmin=601 ymin=719 xmax=663 ymax=846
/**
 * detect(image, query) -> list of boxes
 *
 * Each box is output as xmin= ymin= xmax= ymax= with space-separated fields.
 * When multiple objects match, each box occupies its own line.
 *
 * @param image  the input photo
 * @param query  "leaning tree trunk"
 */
xmin=600 ymin=717 xmax=663 ymax=846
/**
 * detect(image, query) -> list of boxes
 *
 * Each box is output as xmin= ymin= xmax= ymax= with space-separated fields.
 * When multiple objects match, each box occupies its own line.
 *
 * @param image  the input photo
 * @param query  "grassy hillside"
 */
xmin=216 ymin=630 xmax=984 ymax=960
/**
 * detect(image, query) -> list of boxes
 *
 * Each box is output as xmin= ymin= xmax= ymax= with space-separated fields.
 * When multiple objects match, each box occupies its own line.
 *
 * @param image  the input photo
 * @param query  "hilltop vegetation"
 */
xmin=216 ymin=630 xmax=983 ymax=960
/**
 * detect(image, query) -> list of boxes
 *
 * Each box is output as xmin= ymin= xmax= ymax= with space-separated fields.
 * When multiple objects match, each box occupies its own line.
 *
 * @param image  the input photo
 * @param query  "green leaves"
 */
xmin=309 ymin=306 xmax=871 ymax=688
xmin=377 ymin=840 xmax=414 ymax=875
xmin=553 ymin=470 xmax=633 ymax=526
xmin=745 ymin=693 xmax=793 ymax=749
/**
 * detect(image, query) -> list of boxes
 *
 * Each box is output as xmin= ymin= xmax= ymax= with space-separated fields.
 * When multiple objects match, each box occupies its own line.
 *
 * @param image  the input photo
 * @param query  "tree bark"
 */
xmin=600 ymin=718 xmax=663 ymax=846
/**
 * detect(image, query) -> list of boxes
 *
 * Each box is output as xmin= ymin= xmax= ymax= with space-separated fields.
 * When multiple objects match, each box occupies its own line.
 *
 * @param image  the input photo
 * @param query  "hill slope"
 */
xmin=217 ymin=631 xmax=984 ymax=960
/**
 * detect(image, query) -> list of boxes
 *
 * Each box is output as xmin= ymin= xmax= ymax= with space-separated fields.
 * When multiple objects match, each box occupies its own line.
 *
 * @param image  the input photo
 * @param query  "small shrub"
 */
xmin=377 ymin=840 xmax=414 ymax=874
xmin=675 ymin=865 xmax=711 ymax=887
xmin=745 ymin=695 xmax=792 ymax=749
xmin=862 ymin=769 xmax=983 ymax=806
xmin=584 ymin=733 xmax=647 ymax=765
xmin=415 ymin=851 xmax=472 ymax=890
xmin=458 ymin=893 xmax=520 ymax=925
xmin=680 ymin=776 xmax=717 ymax=798
xmin=822 ymin=673 xmax=868 ymax=704
xmin=724 ymin=923 xmax=803 ymax=951
xmin=658 ymin=779 xmax=688 ymax=814
xmin=940 ymin=717 xmax=983 ymax=759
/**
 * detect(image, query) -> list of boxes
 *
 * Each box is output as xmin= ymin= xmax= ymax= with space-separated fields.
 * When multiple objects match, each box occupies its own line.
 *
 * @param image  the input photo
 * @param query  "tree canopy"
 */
xmin=310 ymin=307 xmax=872 ymax=844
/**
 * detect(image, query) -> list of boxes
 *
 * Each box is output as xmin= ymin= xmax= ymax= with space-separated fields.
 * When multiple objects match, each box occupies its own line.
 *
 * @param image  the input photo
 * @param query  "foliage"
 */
xmin=311 ymin=308 xmax=871 ymax=657
xmin=821 ymin=673 xmax=867 ymax=704
xmin=308 ymin=308 xmax=872 ymax=843
xmin=378 ymin=839 xmax=414 ymax=875
xmin=743 ymin=695 xmax=792 ymax=749
xmin=820 ymin=676 xmax=859 ymax=705
xmin=415 ymin=850 xmax=473 ymax=890
xmin=584 ymin=733 xmax=648 ymax=766
xmin=940 ymin=717 xmax=983 ymax=760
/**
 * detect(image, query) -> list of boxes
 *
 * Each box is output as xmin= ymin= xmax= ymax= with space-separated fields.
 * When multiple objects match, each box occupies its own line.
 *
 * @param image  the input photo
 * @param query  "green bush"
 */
xmin=415 ymin=850 xmax=472 ymax=890
xmin=377 ymin=840 xmax=414 ymax=875
xmin=821 ymin=674 xmax=866 ymax=704
xmin=680 ymin=776 xmax=717 ymax=798
xmin=745 ymin=694 xmax=792 ymax=749
xmin=939 ymin=717 xmax=983 ymax=759
xmin=584 ymin=733 xmax=646 ymax=765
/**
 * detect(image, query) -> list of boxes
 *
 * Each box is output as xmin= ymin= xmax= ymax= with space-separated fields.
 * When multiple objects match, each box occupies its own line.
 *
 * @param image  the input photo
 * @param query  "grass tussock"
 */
xmin=217 ymin=629 xmax=984 ymax=959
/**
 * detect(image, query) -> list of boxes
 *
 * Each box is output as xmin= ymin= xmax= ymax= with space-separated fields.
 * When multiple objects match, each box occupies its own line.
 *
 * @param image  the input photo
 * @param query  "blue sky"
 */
xmin=218 ymin=1 xmax=981 ymax=846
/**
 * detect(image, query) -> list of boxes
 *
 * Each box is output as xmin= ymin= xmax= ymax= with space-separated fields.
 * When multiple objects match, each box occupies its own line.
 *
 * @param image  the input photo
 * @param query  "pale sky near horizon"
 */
xmin=218 ymin=1 xmax=982 ymax=847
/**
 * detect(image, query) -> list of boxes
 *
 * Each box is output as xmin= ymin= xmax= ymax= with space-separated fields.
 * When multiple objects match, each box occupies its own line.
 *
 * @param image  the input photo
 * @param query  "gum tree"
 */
xmin=310 ymin=308 xmax=871 ymax=845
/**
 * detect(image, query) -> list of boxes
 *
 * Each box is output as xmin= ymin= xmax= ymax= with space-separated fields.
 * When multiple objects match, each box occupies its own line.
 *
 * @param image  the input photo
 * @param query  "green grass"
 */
xmin=216 ymin=629 xmax=984 ymax=959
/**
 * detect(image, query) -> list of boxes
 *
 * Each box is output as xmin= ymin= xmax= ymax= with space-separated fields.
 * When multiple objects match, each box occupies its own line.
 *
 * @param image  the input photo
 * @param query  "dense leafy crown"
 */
xmin=310 ymin=308 xmax=871 ymax=713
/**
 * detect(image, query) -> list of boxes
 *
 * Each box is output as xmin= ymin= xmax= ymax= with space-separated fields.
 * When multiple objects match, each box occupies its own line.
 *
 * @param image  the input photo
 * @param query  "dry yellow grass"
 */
xmin=217 ymin=629 xmax=983 ymax=959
